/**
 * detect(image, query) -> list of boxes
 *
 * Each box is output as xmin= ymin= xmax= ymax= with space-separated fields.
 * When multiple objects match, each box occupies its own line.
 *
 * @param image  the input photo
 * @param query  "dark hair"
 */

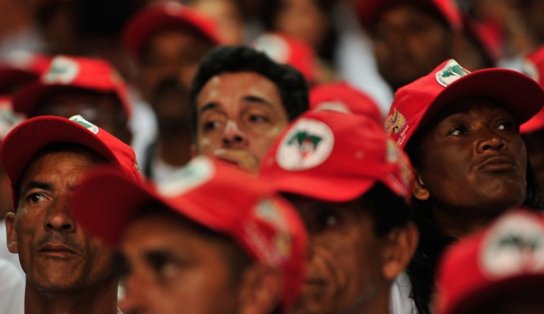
xmin=404 ymin=118 xmax=543 ymax=314
xmin=189 ymin=45 xmax=309 ymax=133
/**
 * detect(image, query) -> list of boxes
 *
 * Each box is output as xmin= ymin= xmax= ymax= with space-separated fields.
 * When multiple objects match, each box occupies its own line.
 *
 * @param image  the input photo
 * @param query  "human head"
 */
xmin=359 ymin=0 xmax=461 ymax=90
xmin=190 ymin=45 xmax=309 ymax=173
xmin=385 ymin=59 xmax=544 ymax=236
xmin=436 ymin=209 xmax=544 ymax=314
xmin=260 ymin=110 xmax=417 ymax=313
xmin=123 ymin=1 xmax=222 ymax=100
xmin=0 ymin=114 xmax=140 ymax=298
xmin=12 ymin=55 xmax=132 ymax=143
xmin=521 ymin=47 xmax=544 ymax=194
xmin=70 ymin=156 xmax=307 ymax=314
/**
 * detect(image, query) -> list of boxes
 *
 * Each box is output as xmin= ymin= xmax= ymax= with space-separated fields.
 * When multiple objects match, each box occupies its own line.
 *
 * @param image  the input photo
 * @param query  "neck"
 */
xmin=24 ymin=277 xmax=118 ymax=314
xmin=158 ymin=134 xmax=193 ymax=166
xmin=431 ymin=206 xmax=500 ymax=239
xmin=347 ymin=282 xmax=391 ymax=314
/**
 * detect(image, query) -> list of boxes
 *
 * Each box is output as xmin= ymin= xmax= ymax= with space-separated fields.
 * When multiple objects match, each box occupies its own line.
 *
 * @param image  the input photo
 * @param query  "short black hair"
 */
xmin=189 ymin=45 xmax=309 ymax=133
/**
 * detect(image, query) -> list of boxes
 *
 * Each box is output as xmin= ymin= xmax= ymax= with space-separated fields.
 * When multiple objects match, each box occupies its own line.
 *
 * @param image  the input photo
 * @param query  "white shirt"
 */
xmin=390 ymin=272 xmax=418 ymax=314
xmin=0 ymin=258 xmax=25 ymax=314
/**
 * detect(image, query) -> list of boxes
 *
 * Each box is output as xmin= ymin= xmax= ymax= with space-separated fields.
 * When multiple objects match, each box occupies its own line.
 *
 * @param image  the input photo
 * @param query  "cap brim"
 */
xmin=0 ymin=116 xmax=119 ymax=185
xmin=267 ymin=173 xmax=375 ymax=203
xmin=71 ymin=166 xmax=234 ymax=247
xmin=424 ymin=69 xmax=544 ymax=127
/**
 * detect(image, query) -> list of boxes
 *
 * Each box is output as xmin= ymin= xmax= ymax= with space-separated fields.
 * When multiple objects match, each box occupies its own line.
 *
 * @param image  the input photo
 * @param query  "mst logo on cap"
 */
xmin=70 ymin=115 xmax=99 ymax=134
xmin=435 ymin=59 xmax=470 ymax=87
xmin=481 ymin=213 xmax=544 ymax=279
xmin=157 ymin=157 xmax=214 ymax=197
xmin=43 ymin=56 xmax=79 ymax=84
xmin=276 ymin=118 xmax=334 ymax=171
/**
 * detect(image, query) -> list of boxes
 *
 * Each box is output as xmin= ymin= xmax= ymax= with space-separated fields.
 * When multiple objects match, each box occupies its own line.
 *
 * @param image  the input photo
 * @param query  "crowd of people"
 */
xmin=0 ymin=0 xmax=544 ymax=313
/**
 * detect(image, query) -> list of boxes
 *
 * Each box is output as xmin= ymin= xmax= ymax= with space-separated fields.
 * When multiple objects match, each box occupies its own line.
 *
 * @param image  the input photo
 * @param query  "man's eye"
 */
xmin=202 ymin=120 xmax=222 ymax=132
xmin=146 ymin=253 xmax=180 ymax=281
xmin=248 ymin=114 xmax=270 ymax=124
xmin=26 ymin=193 xmax=46 ymax=204
xmin=315 ymin=210 xmax=341 ymax=231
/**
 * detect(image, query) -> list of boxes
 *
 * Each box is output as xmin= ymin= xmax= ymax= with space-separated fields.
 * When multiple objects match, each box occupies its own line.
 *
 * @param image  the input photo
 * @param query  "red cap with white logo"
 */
xmin=12 ymin=55 xmax=132 ymax=119
xmin=385 ymin=59 xmax=544 ymax=149
xmin=123 ymin=1 xmax=223 ymax=60
xmin=260 ymin=110 xmax=413 ymax=203
xmin=436 ymin=209 xmax=544 ymax=314
xmin=70 ymin=156 xmax=307 ymax=309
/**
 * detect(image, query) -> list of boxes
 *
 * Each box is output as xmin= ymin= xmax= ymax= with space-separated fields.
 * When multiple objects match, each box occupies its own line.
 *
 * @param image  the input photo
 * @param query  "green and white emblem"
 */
xmin=481 ymin=212 xmax=544 ymax=278
xmin=277 ymin=118 xmax=334 ymax=170
xmin=435 ymin=59 xmax=470 ymax=87
xmin=43 ymin=56 xmax=79 ymax=84
xmin=157 ymin=157 xmax=214 ymax=197
xmin=69 ymin=115 xmax=99 ymax=134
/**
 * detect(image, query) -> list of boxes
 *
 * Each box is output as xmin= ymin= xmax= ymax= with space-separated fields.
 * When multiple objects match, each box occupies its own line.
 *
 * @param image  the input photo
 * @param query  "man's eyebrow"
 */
xmin=20 ymin=181 xmax=54 ymax=195
xmin=198 ymin=102 xmax=219 ymax=115
xmin=242 ymin=95 xmax=275 ymax=107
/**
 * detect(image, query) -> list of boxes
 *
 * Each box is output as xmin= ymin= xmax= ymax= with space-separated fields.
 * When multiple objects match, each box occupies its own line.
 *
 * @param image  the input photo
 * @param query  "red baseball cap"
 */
xmin=0 ymin=114 xmax=141 ymax=188
xmin=309 ymin=81 xmax=383 ymax=123
xmin=260 ymin=110 xmax=413 ymax=203
xmin=436 ymin=209 xmax=544 ymax=314
xmin=385 ymin=59 xmax=544 ymax=149
xmin=0 ymin=52 xmax=50 ymax=94
xmin=358 ymin=0 xmax=462 ymax=31
xmin=123 ymin=1 xmax=223 ymax=60
xmin=521 ymin=47 xmax=544 ymax=134
xmin=253 ymin=33 xmax=316 ymax=84
xmin=12 ymin=55 xmax=132 ymax=119
xmin=70 ymin=156 xmax=307 ymax=309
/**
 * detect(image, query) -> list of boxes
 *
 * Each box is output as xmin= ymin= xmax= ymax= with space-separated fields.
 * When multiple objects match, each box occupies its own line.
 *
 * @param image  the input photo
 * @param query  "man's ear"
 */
xmin=238 ymin=264 xmax=283 ymax=314
xmin=413 ymin=173 xmax=430 ymax=201
xmin=5 ymin=211 xmax=18 ymax=254
xmin=382 ymin=223 xmax=419 ymax=280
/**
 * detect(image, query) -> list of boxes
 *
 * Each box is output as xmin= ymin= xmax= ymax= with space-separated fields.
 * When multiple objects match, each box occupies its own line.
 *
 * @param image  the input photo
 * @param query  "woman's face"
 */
xmin=414 ymin=98 xmax=528 ymax=220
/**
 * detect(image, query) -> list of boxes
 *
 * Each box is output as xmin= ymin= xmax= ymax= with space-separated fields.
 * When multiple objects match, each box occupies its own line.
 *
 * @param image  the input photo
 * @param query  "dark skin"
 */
xmin=4 ymin=147 xmax=118 ymax=314
xmin=285 ymin=195 xmax=417 ymax=314
xmin=371 ymin=4 xmax=454 ymax=90
xmin=413 ymin=98 xmax=528 ymax=238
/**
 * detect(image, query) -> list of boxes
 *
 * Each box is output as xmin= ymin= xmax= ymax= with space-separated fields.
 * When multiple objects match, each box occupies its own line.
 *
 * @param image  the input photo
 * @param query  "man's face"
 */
xmin=33 ymin=90 xmax=130 ymax=143
xmin=5 ymin=149 xmax=115 ymax=292
xmin=195 ymin=71 xmax=289 ymax=173
xmin=416 ymin=99 xmax=528 ymax=217
xmin=117 ymin=213 xmax=241 ymax=314
xmin=371 ymin=5 xmax=453 ymax=90
xmin=285 ymin=196 xmax=388 ymax=314
xmin=139 ymin=29 xmax=214 ymax=100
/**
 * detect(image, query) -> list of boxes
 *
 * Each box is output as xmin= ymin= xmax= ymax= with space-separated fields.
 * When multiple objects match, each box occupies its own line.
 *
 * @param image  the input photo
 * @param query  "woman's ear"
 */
xmin=413 ymin=173 xmax=430 ymax=201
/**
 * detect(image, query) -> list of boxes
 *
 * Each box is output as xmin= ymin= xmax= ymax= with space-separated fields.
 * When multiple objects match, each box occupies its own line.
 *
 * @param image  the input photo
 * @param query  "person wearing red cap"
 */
xmin=358 ymin=0 xmax=461 ymax=91
xmin=521 ymin=46 xmax=544 ymax=195
xmin=123 ymin=0 xmax=222 ymax=102
xmin=385 ymin=59 xmax=544 ymax=313
xmin=190 ymin=45 xmax=309 ymax=173
xmin=12 ymin=55 xmax=133 ymax=144
xmin=1 ymin=114 xmax=140 ymax=313
xmin=435 ymin=209 xmax=544 ymax=314
xmin=69 ymin=156 xmax=307 ymax=314
xmin=260 ymin=110 xmax=418 ymax=314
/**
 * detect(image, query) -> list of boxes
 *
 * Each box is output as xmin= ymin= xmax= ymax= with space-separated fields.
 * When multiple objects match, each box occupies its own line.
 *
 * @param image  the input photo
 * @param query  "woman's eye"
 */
xmin=497 ymin=120 xmax=517 ymax=132
xmin=448 ymin=126 xmax=467 ymax=136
